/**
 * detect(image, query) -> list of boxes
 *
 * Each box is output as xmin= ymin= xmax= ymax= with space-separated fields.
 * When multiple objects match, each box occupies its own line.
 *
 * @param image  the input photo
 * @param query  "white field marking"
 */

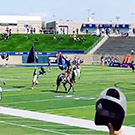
xmin=75 ymin=134 xmax=105 ymax=135
xmin=0 ymin=120 xmax=69 ymax=135
xmin=0 ymin=106 xmax=108 ymax=132
xmin=3 ymin=91 xmax=50 ymax=97
xmin=127 ymin=101 xmax=135 ymax=104
xmin=124 ymin=91 xmax=135 ymax=95
xmin=3 ymin=88 xmax=22 ymax=92
xmin=1 ymin=98 xmax=64 ymax=105
xmin=4 ymin=98 xmax=133 ymax=106
xmin=126 ymin=113 xmax=135 ymax=116
xmin=129 ymin=125 xmax=135 ymax=127
xmin=41 ymin=105 xmax=94 ymax=112
xmin=0 ymin=106 xmax=135 ymax=135
xmin=26 ymin=124 xmax=64 ymax=127
xmin=0 ymin=78 xmax=17 ymax=81
xmin=74 ymin=97 xmax=95 ymax=101
xmin=55 ymin=95 xmax=73 ymax=98
xmin=5 ymin=105 xmax=18 ymax=108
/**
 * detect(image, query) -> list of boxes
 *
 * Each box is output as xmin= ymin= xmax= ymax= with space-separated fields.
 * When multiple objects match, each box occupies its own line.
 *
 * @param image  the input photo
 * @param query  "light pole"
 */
xmin=116 ymin=16 xmax=120 ymax=22
xmin=131 ymin=13 xmax=135 ymax=22
xmin=92 ymin=13 xmax=95 ymax=20
xmin=53 ymin=15 xmax=56 ymax=21
xmin=87 ymin=9 xmax=91 ymax=21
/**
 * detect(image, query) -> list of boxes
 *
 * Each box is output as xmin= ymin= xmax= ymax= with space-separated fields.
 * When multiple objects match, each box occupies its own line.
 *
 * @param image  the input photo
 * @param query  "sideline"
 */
xmin=0 ymin=106 xmax=135 ymax=135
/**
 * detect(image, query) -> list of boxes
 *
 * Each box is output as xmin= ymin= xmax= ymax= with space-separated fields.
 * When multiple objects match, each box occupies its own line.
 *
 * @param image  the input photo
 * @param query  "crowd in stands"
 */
xmin=24 ymin=26 xmax=36 ymax=34
xmin=101 ymin=56 xmax=119 ymax=66
xmin=1 ymin=27 xmax=12 ymax=41
xmin=70 ymin=34 xmax=86 ymax=42
xmin=85 ymin=24 xmax=135 ymax=38
xmin=53 ymin=35 xmax=64 ymax=41
xmin=52 ymin=34 xmax=86 ymax=42
xmin=40 ymin=28 xmax=56 ymax=34
xmin=64 ymin=56 xmax=83 ymax=68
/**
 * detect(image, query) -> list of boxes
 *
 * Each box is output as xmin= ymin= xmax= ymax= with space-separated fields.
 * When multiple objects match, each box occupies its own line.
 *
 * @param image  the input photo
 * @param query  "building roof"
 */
xmin=0 ymin=15 xmax=42 ymax=24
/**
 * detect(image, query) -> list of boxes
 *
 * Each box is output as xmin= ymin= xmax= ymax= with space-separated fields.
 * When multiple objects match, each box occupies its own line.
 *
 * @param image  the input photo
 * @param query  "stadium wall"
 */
xmin=1 ymin=55 xmax=135 ymax=65
xmin=0 ymin=55 xmax=93 ymax=65
xmin=0 ymin=56 xmax=22 ymax=65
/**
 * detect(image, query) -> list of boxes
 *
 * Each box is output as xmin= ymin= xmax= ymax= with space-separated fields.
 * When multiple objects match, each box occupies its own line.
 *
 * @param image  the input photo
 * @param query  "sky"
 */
xmin=1 ymin=0 xmax=135 ymax=22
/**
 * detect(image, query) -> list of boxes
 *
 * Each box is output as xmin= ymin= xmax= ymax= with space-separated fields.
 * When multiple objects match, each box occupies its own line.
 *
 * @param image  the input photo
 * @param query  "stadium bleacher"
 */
xmin=94 ymin=37 xmax=135 ymax=55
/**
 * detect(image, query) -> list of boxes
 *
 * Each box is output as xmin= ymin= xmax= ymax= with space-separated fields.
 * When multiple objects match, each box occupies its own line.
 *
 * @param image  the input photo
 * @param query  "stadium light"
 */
xmin=92 ymin=13 xmax=95 ymax=20
xmin=53 ymin=15 xmax=56 ymax=21
xmin=131 ymin=13 xmax=135 ymax=22
xmin=116 ymin=16 xmax=120 ymax=22
xmin=87 ymin=9 xmax=91 ymax=21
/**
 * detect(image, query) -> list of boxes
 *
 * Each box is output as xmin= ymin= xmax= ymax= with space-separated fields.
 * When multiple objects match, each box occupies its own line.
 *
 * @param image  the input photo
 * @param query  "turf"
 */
xmin=0 ymin=65 xmax=135 ymax=134
xmin=0 ymin=34 xmax=99 ymax=51
xmin=0 ymin=115 xmax=107 ymax=135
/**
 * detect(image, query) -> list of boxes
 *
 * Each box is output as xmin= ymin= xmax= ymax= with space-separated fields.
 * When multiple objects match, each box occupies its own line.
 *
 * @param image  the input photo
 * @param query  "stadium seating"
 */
xmin=94 ymin=37 xmax=135 ymax=55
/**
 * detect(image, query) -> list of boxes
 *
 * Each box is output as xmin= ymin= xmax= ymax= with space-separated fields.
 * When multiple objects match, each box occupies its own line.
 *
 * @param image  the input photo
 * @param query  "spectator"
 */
xmin=9 ymin=29 xmax=12 ymax=37
xmin=59 ymin=36 xmax=64 ymax=41
xmin=131 ymin=61 xmax=135 ymax=72
xmin=24 ymin=35 xmax=28 ymax=40
xmin=131 ymin=49 xmax=134 ymax=55
xmin=27 ymin=28 xmax=29 ymax=33
xmin=48 ymin=59 xmax=52 ymax=72
xmin=63 ymin=28 xmax=65 ymax=34
xmin=95 ymin=87 xmax=126 ymax=135
xmin=30 ymin=28 xmax=33 ymax=34
xmin=35 ymin=37 xmax=39 ymax=42
xmin=17 ymin=28 xmax=19 ymax=33
xmin=32 ymin=69 xmax=38 ymax=89
xmin=33 ymin=28 xmax=36 ymax=33
xmin=39 ymin=66 xmax=46 ymax=75
xmin=133 ymin=28 xmax=135 ymax=34
xmin=108 ymin=123 xmax=122 ymax=135
xmin=86 ymin=28 xmax=89 ymax=34
xmin=100 ymin=56 xmax=104 ymax=65
xmin=39 ymin=29 xmax=42 ymax=34
xmin=76 ymin=28 xmax=79 ymax=34
xmin=53 ymin=36 xmax=57 ymax=41
xmin=2 ymin=32 xmax=9 ymax=41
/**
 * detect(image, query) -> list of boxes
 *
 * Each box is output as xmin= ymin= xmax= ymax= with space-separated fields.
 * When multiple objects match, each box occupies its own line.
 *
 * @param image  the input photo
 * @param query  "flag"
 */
xmin=27 ymin=45 xmax=38 ymax=63
xmin=57 ymin=53 xmax=69 ymax=70
xmin=1 ymin=52 xmax=9 ymax=61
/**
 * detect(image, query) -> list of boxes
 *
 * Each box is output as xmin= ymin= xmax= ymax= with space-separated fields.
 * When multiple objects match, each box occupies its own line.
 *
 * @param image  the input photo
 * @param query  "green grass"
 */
xmin=0 ymin=115 xmax=107 ymax=135
xmin=0 ymin=34 xmax=99 ymax=51
xmin=0 ymin=65 xmax=135 ymax=134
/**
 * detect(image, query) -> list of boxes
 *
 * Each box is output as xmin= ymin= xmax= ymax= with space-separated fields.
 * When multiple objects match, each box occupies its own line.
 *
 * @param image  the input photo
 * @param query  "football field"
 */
xmin=0 ymin=65 xmax=135 ymax=134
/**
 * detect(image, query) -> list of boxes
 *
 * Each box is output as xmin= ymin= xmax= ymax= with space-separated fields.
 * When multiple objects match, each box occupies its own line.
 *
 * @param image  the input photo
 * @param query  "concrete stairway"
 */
xmin=94 ymin=37 xmax=135 ymax=55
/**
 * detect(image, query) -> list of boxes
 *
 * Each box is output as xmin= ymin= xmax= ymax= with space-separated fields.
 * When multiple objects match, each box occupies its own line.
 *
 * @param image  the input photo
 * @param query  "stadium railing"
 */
xmin=84 ymin=36 xmax=104 ymax=54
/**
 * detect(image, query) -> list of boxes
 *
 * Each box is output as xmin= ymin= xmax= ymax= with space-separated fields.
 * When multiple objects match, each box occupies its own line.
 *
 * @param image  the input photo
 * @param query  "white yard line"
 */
xmin=0 ymin=106 xmax=108 ymax=132
xmin=40 ymin=105 xmax=94 ymax=112
xmin=126 ymin=113 xmax=135 ymax=116
xmin=0 ymin=120 xmax=68 ymax=135
xmin=1 ymin=98 xmax=63 ymax=105
xmin=0 ymin=106 xmax=135 ymax=134
xmin=3 ymin=92 xmax=50 ymax=97
xmin=127 ymin=101 xmax=135 ymax=103
xmin=1 ymin=96 xmax=94 ymax=105
xmin=124 ymin=91 xmax=135 ymax=95
xmin=2 ymin=98 xmax=134 ymax=106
